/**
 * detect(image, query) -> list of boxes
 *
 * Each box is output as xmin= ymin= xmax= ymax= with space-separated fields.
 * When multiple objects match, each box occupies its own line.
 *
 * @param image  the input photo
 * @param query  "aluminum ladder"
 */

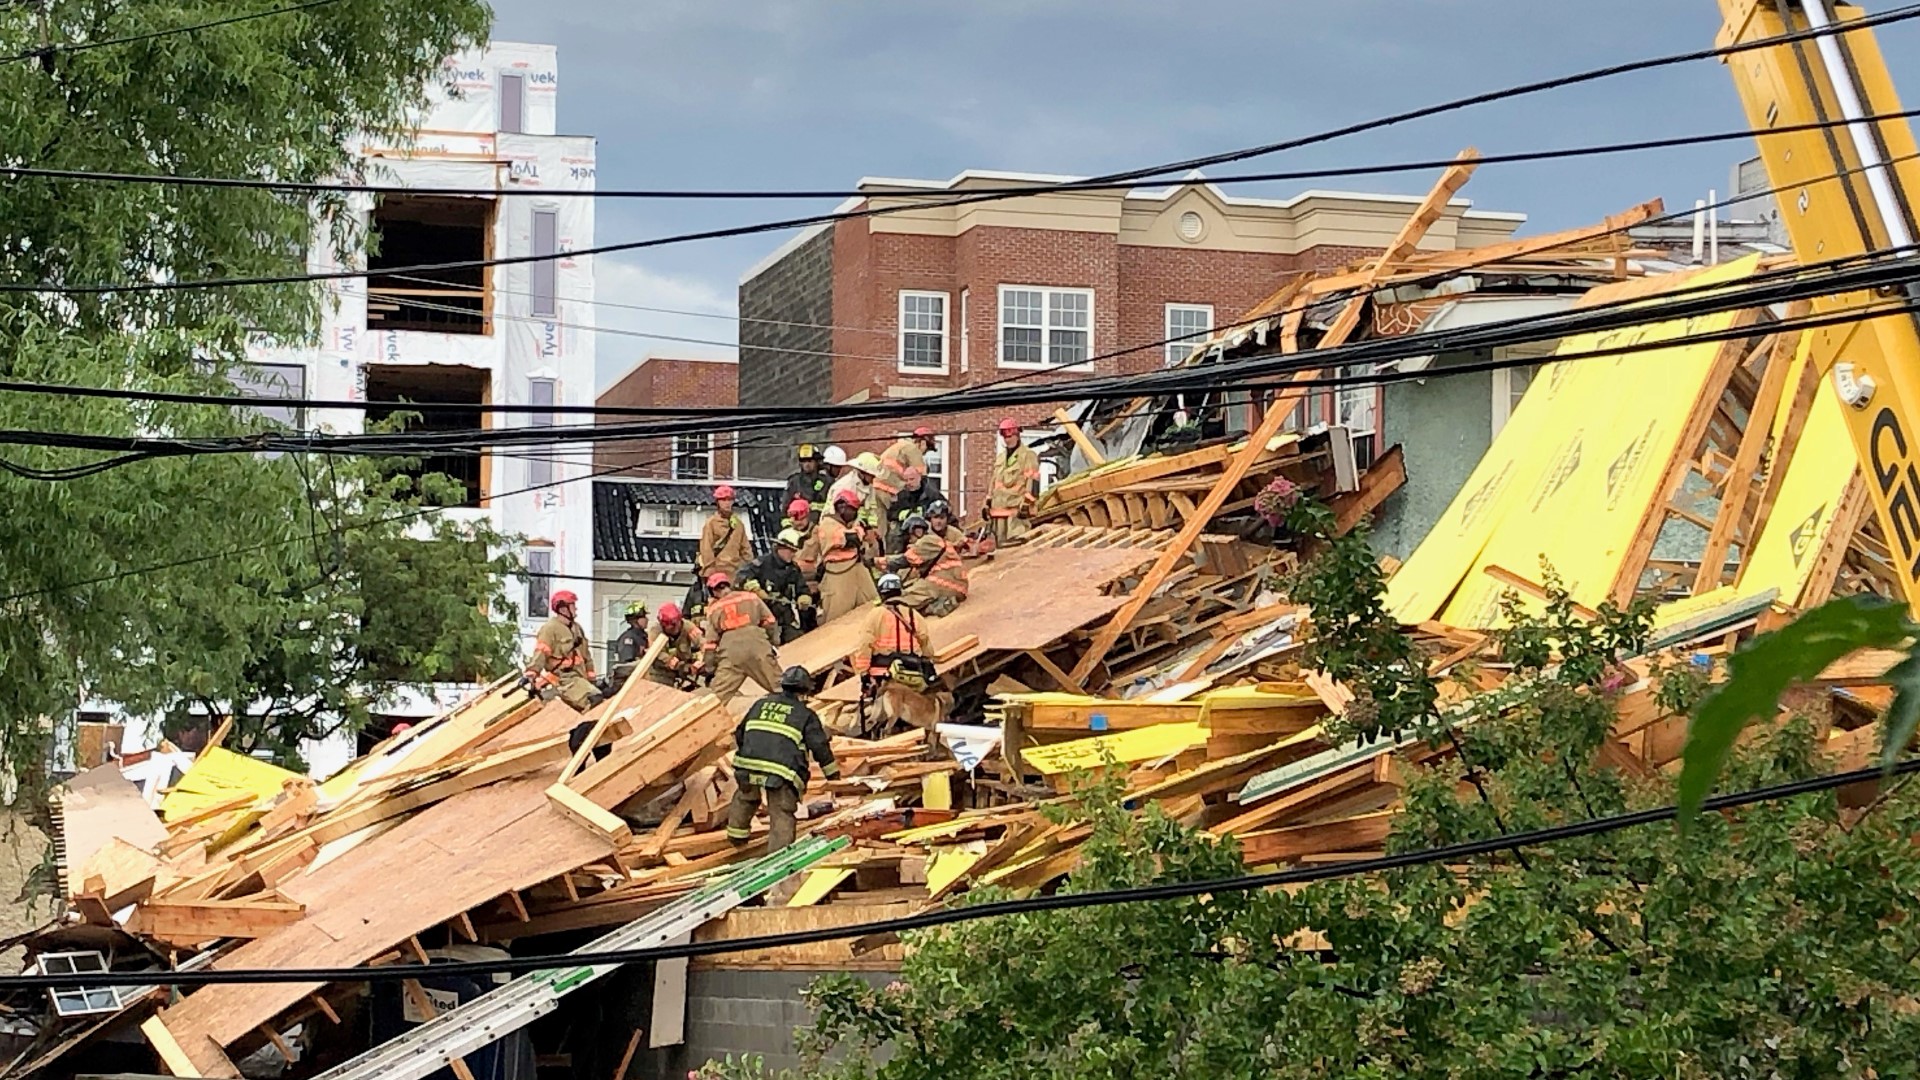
xmin=306 ymin=835 xmax=848 ymax=1080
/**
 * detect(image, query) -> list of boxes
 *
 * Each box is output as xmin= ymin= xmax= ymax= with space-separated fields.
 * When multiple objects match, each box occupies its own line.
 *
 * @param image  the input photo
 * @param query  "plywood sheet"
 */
xmin=58 ymin=765 xmax=168 ymax=885
xmin=778 ymin=542 xmax=1149 ymax=675
xmin=156 ymin=768 xmax=617 ymax=1068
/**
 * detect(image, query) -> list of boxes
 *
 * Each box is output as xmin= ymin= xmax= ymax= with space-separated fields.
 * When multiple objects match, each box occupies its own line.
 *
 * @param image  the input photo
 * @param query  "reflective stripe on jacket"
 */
xmin=872 ymin=438 xmax=925 ymax=498
xmin=702 ymin=590 xmax=776 ymax=648
xmin=853 ymin=601 xmax=929 ymax=674
xmin=905 ymin=531 xmax=968 ymax=596
xmin=731 ymin=692 xmax=840 ymax=790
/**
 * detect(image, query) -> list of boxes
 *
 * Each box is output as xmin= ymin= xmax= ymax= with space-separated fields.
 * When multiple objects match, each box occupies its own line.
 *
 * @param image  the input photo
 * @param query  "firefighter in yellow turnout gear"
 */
xmin=726 ymin=667 xmax=840 ymax=853
xmin=526 ymin=589 xmax=600 ymax=712
xmin=700 ymin=574 xmax=785 ymax=704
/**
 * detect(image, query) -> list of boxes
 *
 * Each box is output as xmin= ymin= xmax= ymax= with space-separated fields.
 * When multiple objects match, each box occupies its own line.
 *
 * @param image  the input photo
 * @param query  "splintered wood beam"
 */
xmin=1053 ymin=408 xmax=1106 ymax=467
xmin=1070 ymin=152 xmax=1478 ymax=686
xmin=1695 ymin=313 xmax=1805 ymax=592
xmin=547 ymin=782 xmax=634 ymax=846
xmin=1608 ymin=310 xmax=1760 ymax=606
xmin=257 ymin=1024 xmax=296 ymax=1065
xmin=559 ymin=636 xmax=668 ymax=784
xmin=133 ymin=898 xmax=305 ymax=941
xmin=1391 ymin=198 xmax=1663 ymax=273
xmin=1025 ymin=649 xmax=1088 ymax=695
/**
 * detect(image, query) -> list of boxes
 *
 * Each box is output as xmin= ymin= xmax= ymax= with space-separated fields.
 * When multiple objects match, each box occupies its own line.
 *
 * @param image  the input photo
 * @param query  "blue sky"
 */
xmin=484 ymin=1 xmax=1920 ymax=390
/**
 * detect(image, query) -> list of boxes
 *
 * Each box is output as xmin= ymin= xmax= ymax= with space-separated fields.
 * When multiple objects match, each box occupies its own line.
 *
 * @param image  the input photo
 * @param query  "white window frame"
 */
xmin=923 ymin=435 xmax=950 ymax=502
xmin=997 ymin=284 xmax=1095 ymax=370
xmin=498 ymin=72 xmax=526 ymax=134
xmin=1164 ymin=303 xmax=1214 ymax=367
xmin=1491 ymin=363 xmax=1542 ymax=437
xmin=897 ymin=290 xmax=950 ymax=374
xmin=671 ymin=432 xmax=713 ymax=481
xmin=525 ymin=544 xmax=554 ymax=619
xmin=527 ymin=377 xmax=557 ymax=491
xmin=530 ymin=207 xmax=559 ymax=319
xmin=958 ymin=287 xmax=970 ymax=374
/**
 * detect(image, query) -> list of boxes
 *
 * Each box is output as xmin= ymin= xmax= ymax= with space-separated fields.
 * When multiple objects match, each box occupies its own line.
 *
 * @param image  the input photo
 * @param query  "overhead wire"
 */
xmin=80 ymin=243 xmax=1920 ymax=459
xmin=6 ymin=754 xmax=1914 ymax=990
xmin=0 ymin=248 xmax=1909 ymax=473
xmin=1 ymin=136 xmax=1910 ymax=432
xmin=7 ymin=8 xmax=1920 ymax=297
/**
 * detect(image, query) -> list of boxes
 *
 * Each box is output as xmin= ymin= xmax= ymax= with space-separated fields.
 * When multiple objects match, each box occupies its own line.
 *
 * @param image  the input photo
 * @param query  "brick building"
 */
xmin=595 ymin=355 xmax=740 ymax=481
xmin=737 ymin=171 xmax=1525 ymax=519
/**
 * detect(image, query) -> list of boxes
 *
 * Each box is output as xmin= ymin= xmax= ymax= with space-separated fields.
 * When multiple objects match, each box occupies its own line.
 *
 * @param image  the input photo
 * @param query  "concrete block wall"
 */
xmin=661 ymin=968 xmax=894 ymax=1078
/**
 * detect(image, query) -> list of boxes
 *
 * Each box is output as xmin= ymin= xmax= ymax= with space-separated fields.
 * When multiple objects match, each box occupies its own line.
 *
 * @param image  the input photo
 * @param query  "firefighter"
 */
xmin=726 ymin=666 xmax=839 ymax=855
xmin=647 ymin=602 xmax=707 ymax=689
xmin=828 ymin=451 xmax=881 ymax=527
xmin=700 ymin=574 xmax=785 ymax=704
xmin=608 ymin=600 xmax=649 ymax=684
xmin=888 ymin=514 xmax=968 ymax=616
xmin=696 ymin=484 xmax=753 ymax=584
xmin=989 ymin=417 xmax=1041 ymax=543
xmin=872 ymin=427 xmax=935 ymax=524
xmin=852 ymin=573 xmax=932 ymax=687
xmin=784 ymin=497 xmax=823 ymax=579
xmin=527 ymin=589 xmax=600 ymax=712
xmin=737 ymin=529 xmax=813 ymax=643
xmin=816 ymin=488 xmax=879 ymax=622
xmin=923 ymin=499 xmax=965 ymax=548
xmin=783 ymin=443 xmax=832 ymax=515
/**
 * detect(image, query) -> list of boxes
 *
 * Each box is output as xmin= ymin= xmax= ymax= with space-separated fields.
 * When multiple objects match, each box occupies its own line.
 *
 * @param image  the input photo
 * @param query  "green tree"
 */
xmin=711 ymin=510 xmax=1920 ymax=1079
xmin=0 ymin=1 xmax=497 ymax=775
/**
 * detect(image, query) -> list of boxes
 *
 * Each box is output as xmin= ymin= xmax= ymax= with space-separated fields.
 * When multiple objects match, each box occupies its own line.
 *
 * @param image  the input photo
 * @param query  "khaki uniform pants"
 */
xmin=710 ymin=627 xmax=782 ymax=703
xmin=551 ymin=671 xmax=600 ymax=713
xmin=901 ymin=579 xmax=963 ymax=617
xmin=820 ymin=562 xmax=879 ymax=622
xmin=727 ymin=775 xmax=800 ymax=852
xmin=991 ymin=512 xmax=1031 ymax=544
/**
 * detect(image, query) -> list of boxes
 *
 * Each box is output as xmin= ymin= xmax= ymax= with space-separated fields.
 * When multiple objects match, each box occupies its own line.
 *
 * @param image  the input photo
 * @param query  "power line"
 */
xmin=8 ymin=9 xmax=1920 ymax=298
xmin=65 ymin=246 xmax=1915 ymax=459
xmin=0 ymin=0 xmax=341 ymax=66
xmin=12 ymin=106 xmax=1920 ymax=204
xmin=7 ymin=754 xmax=1912 ymax=990
xmin=0 ymin=427 xmax=810 ymax=606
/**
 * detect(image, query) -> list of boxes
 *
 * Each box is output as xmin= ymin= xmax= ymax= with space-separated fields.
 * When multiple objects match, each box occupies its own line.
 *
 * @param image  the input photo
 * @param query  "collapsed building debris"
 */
xmin=8 ymin=159 xmax=1901 ymax=1080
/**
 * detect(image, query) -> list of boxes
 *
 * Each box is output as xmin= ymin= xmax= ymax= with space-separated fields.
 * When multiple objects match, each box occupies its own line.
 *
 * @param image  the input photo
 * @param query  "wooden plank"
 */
xmin=1237 ymin=810 xmax=1397 ymax=865
xmin=1023 ymin=650 xmax=1088 ymax=695
xmin=561 ymin=636 xmax=670 ymax=784
xmin=157 ymin=758 xmax=618 ymax=1060
xmin=612 ymin=1028 xmax=645 ymax=1080
xmin=575 ymin=694 xmax=734 ymax=810
xmin=1483 ymin=565 xmax=1602 ymax=620
xmin=1053 ymin=407 xmax=1106 ymax=467
xmin=547 ymin=783 xmax=635 ymax=845
xmin=142 ymin=1015 xmax=241 ymax=1078
xmin=1329 ymin=444 xmax=1406 ymax=535
xmin=1694 ymin=317 xmax=1804 ymax=592
xmin=1210 ymin=762 xmax=1376 ymax=836
xmin=133 ymin=898 xmax=305 ymax=941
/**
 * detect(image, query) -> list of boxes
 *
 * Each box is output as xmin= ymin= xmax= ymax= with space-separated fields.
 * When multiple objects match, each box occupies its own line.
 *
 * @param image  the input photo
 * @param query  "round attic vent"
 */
xmin=1177 ymin=210 xmax=1206 ymax=242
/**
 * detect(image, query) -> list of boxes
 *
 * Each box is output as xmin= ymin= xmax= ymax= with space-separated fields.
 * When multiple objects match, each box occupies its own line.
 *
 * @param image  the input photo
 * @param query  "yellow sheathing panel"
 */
xmin=1734 ymin=368 xmax=1858 ymax=608
xmin=1020 ymin=723 xmax=1207 ymax=775
xmin=159 ymin=747 xmax=296 ymax=822
xmin=1406 ymin=258 xmax=1762 ymax=628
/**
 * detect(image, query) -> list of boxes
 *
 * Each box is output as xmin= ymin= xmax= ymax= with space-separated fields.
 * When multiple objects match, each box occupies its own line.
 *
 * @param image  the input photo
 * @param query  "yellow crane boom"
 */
xmin=1719 ymin=0 xmax=1920 ymax=611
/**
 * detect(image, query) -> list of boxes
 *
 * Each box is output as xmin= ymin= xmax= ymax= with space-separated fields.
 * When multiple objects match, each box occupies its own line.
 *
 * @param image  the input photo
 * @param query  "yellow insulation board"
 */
xmin=1733 ymin=356 xmax=1858 ymax=609
xmin=1388 ymin=257 xmax=1761 ymax=627
xmin=159 ymin=747 xmax=296 ymax=822
xmin=1020 ymin=723 xmax=1207 ymax=775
